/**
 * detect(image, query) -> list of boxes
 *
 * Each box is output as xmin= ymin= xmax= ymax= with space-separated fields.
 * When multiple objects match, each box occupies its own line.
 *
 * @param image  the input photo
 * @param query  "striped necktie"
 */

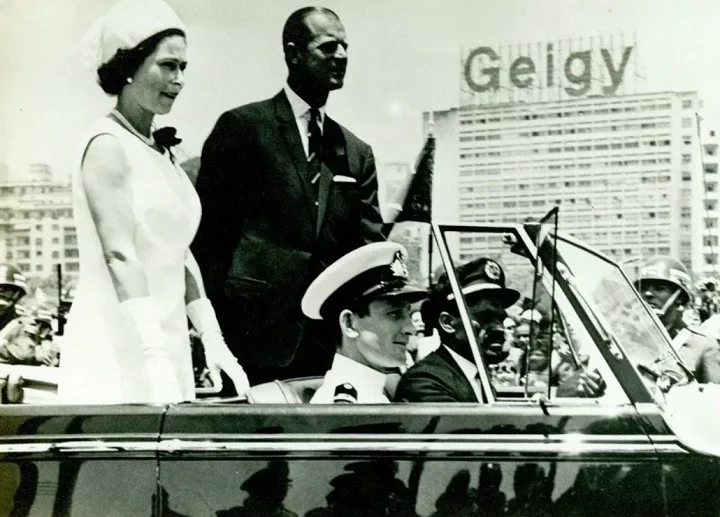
xmin=307 ymin=107 xmax=322 ymax=191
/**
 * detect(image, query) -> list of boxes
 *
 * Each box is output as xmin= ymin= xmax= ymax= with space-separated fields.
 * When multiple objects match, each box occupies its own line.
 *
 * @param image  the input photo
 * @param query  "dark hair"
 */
xmin=282 ymin=7 xmax=339 ymax=63
xmin=97 ymin=28 xmax=185 ymax=95
xmin=327 ymin=298 xmax=371 ymax=349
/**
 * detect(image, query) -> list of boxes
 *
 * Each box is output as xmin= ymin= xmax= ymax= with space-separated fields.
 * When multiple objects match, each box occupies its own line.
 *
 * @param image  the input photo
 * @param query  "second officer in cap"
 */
xmin=395 ymin=257 xmax=606 ymax=403
xmin=301 ymin=242 xmax=427 ymax=403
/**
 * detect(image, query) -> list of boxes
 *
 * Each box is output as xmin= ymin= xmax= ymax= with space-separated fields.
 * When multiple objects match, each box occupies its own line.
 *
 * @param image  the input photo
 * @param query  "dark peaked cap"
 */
xmin=425 ymin=257 xmax=521 ymax=322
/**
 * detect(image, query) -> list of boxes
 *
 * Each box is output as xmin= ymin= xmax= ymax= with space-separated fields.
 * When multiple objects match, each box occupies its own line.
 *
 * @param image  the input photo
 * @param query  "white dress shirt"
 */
xmin=283 ymin=83 xmax=326 ymax=158
xmin=311 ymin=353 xmax=390 ymax=404
xmin=444 ymin=345 xmax=484 ymax=402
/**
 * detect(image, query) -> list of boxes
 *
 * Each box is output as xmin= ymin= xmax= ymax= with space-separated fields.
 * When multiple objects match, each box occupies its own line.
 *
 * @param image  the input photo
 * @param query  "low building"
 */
xmin=0 ymin=165 xmax=77 ymax=282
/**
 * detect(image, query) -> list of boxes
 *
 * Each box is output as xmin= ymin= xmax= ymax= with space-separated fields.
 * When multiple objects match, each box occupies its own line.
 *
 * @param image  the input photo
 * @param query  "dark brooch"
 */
xmin=152 ymin=126 xmax=182 ymax=161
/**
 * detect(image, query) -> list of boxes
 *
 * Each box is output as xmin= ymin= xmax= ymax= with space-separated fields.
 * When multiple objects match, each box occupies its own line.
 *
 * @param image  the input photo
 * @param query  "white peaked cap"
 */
xmin=82 ymin=0 xmax=185 ymax=70
xmin=302 ymin=242 xmax=427 ymax=320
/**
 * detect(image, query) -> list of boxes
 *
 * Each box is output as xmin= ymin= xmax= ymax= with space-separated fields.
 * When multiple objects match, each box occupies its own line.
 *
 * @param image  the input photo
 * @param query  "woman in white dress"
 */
xmin=59 ymin=0 xmax=249 ymax=404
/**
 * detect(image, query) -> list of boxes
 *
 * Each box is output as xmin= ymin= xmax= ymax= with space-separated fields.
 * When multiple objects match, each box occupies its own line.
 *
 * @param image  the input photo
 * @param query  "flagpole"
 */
xmin=56 ymin=263 xmax=63 ymax=335
xmin=426 ymin=111 xmax=435 ymax=288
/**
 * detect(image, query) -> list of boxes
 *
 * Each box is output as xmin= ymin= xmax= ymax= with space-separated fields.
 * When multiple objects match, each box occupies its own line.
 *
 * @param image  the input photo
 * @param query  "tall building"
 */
xmin=0 ymin=165 xmax=77 ymax=281
xmin=428 ymin=90 xmax=713 ymax=277
xmin=699 ymin=125 xmax=720 ymax=279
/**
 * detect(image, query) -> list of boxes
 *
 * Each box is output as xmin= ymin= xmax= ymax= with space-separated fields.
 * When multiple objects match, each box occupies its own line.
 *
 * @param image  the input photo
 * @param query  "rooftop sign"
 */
xmin=462 ymin=37 xmax=635 ymax=102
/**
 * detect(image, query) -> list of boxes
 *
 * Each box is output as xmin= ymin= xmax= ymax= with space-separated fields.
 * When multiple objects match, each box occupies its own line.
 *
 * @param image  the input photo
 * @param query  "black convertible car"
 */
xmin=1 ymin=218 xmax=719 ymax=517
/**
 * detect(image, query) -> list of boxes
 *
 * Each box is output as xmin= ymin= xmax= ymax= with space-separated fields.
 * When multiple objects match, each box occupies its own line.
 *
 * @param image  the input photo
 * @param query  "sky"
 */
xmin=2 ymin=0 xmax=720 ymax=180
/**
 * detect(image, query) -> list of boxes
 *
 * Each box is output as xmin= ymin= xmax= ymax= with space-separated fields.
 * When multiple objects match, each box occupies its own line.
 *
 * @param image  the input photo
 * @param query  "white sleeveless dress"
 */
xmin=59 ymin=117 xmax=200 ymax=404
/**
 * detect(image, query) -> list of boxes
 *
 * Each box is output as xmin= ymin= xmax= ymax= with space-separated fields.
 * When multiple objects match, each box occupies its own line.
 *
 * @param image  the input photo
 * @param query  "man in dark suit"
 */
xmin=395 ymin=258 xmax=520 ymax=403
xmin=395 ymin=258 xmax=605 ymax=403
xmin=191 ymin=7 xmax=384 ymax=386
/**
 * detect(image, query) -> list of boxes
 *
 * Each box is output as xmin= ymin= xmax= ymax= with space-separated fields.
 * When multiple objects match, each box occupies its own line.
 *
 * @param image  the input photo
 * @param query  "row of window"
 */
xmin=0 ymin=209 xmax=73 ymax=221
xmin=460 ymin=147 xmax=674 ymax=161
xmin=8 ymin=248 xmax=78 ymax=259
xmin=457 ymin=101 xmax=677 ymax=125
xmin=8 ymin=235 xmax=76 ymax=246
xmin=14 ymin=262 xmax=78 ymax=273
xmin=462 ymin=204 xmax=673 ymax=222
xmin=459 ymin=123 xmax=673 ymax=140
xmin=0 ymin=186 xmax=70 ymax=196
xmin=459 ymin=140 xmax=674 ymax=156
xmin=460 ymin=164 xmax=674 ymax=177
xmin=460 ymin=174 xmax=672 ymax=194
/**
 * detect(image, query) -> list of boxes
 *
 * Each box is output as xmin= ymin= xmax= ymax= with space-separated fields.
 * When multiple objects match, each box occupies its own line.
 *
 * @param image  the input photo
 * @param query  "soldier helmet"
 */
xmin=0 ymin=263 xmax=27 ymax=304
xmin=634 ymin=257 xmax=693 ymax=305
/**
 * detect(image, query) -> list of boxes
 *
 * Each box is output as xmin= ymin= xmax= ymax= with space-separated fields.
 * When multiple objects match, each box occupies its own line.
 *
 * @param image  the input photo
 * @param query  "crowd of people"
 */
xmin=2 ymin=0 xmax=720 ymax=405
xmin=0 ymin=264 xmax=60 ymax=368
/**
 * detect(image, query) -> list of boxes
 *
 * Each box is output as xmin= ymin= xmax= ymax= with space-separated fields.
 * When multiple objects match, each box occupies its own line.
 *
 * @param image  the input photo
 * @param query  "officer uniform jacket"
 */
xmin=0 ymin=317 xmax=36 ymax=365
xmin=310 ymin=354 xmax=389 ymax=404
xmin=673 ymin=326 xmax=720 ymax=383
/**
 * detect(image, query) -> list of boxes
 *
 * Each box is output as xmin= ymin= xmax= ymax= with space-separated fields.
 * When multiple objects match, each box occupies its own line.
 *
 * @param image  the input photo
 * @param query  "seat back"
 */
xmin=245 ymin=377 xmax=323 ymax=404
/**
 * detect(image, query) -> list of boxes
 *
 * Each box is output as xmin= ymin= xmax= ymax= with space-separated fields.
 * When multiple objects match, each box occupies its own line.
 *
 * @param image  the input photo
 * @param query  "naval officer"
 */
xmin=301 ymin=242 xmax=426 ymax=403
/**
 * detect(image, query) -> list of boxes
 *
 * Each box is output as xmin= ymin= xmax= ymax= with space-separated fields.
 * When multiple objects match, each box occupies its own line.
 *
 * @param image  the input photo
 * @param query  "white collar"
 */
xmin=327 ymin=353 xmax=388 ymax=395
xmin=444 ymin=345 xmax=479 ymax=380
xmin=444 ymin=345 xmax=484 ymax=401
xmin=284 ymin=83 xmax=326 ymax=124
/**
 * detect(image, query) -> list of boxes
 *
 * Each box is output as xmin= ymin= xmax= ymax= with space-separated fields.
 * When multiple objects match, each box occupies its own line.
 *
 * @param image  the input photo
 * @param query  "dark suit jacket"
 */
xmin=394 ymin=345 xmax=480 ymax=403
xmin=191 ymin=91 xmax=384 ymax=369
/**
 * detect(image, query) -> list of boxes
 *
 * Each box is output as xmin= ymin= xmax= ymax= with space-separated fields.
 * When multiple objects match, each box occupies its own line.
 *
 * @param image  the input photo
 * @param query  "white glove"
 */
xmin=186 ymin=298 xmax=250 ymax=395
xmin=120 ymin=298 xmax=184 ymax=403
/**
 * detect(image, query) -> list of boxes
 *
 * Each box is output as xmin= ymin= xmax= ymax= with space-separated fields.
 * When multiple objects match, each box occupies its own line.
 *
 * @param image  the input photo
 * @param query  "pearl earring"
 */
xmin=126 ymin=77 xmax=133 ymax=84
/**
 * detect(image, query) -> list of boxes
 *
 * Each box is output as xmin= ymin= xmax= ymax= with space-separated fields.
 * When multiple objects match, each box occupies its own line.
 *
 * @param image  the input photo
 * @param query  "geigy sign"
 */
xmin=463 ymin=43 xmax=633 ymax=97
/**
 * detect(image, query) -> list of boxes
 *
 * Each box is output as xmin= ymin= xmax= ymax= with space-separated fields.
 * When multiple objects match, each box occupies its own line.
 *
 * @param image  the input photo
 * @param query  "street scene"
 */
xmin=1 ymin=1 xmax=720 ymax=516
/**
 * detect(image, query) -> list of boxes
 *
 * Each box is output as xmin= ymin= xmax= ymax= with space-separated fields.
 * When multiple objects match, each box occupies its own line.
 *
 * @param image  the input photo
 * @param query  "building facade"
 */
xmin=699 ymin=125 xmax=720 ymax=279
xmin=428 ymin=90 xmax=718 ymax=279
xmin=0 ymin=165 xmax=77 ymax=283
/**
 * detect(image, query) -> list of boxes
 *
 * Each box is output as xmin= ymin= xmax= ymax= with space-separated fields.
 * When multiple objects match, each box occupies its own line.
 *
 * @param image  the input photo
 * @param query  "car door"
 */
xmin=0 ymin=404 xmax=164 ymax=517
xmin=157 ymin=223 xmax=664 ymax=517
xmin=157 ymin=400 xmax=662 ymax=516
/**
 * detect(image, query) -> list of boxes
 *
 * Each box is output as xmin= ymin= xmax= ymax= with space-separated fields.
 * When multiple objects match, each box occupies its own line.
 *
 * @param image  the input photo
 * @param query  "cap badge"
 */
xmin=484 ymin=261 xmax=501 ymax=280
xmin=390 ymin=251 xmax=409 ymax=279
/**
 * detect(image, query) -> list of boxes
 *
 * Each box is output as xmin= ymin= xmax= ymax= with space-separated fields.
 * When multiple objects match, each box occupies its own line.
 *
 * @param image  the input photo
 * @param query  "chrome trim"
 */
xmin=163 ymin=433 xmax=653 ymax=444
xmin=0 ymin=434 xmax=687 ymax=456
xmin=649 ymin=435 xmax=680 ymax=443
xmin=0 ymin=443 xmax=56 ymax=454
xmin=0 ymin=433 xmax=160 ymax=444
xmin=654 ymin=443 xmax=689 ymax=455
xmin=158 ymin=438 xmax=662 ymax=455
xmin=0 ymin=441 xmax=158 ymax=455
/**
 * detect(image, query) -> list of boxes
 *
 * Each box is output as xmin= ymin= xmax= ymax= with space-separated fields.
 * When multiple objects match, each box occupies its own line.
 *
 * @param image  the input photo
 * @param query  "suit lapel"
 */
xmin=316 ymin=117 xmax=347 ymax=235
xmin=274 ymin=92 xmax=316 ymax=222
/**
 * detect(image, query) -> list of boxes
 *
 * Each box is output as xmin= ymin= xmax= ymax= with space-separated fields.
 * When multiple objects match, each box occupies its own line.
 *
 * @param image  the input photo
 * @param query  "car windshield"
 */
xmin=430 ymin=223 xmax=627 ymax=404
xmin=550 ymin=234 xmax=689 ymax=402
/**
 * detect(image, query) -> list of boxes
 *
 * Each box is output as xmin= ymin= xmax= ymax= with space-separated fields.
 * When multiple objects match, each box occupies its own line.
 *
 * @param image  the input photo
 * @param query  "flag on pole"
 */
xmin=384 ymin=133 xmax=435 ymax=227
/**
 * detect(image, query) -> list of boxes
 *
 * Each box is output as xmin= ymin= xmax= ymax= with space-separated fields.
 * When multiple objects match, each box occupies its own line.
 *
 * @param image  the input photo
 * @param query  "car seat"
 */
xmin=245 ymin=376 xmax=324 ymax=404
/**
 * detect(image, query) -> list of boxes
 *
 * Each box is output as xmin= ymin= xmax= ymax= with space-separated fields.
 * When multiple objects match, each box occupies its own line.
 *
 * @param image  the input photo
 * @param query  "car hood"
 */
xmin=663 ymin=383 xmax=720 ymax=457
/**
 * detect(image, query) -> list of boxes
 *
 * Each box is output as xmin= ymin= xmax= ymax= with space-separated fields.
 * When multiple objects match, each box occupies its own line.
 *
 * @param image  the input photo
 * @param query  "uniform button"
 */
xmin=315 ymin=201 xmax=319 ymax=206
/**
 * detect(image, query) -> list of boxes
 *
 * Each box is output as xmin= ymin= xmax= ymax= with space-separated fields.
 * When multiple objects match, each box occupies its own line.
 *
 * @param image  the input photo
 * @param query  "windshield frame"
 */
xmin=542 ymin=229 xmax=688 ymax=405
xmin=431 ymin=221 xmax=635 ymax=405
